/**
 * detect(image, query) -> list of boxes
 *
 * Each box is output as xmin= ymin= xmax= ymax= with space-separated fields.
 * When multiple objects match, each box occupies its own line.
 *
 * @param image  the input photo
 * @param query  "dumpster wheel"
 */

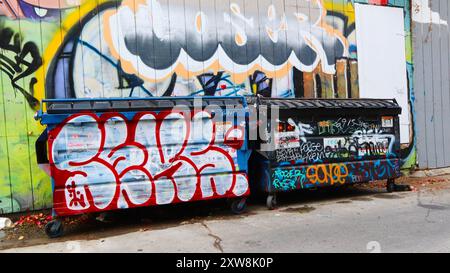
xmin=387 ymin=178 xmax=411 ymax=193
xmin=45 ymin=219 xmax=64 ymax=238
xmin=266 ymin=194 xmax=277 ymax=210
xmin=229 ymin=198 xmax=247 ymax=214
xmin=386 ymin=178 xmax=396 ymax=193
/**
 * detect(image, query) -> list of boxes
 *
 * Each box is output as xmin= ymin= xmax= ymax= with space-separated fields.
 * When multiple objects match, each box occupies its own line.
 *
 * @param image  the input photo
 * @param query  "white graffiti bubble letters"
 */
xmin=51 ymin=111 xmax=249 ymax=212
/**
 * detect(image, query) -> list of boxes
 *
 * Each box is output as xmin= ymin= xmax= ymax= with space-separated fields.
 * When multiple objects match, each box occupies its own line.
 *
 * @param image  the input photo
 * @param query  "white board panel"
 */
xmin=355 ymin=4 xmax=410 ymax=144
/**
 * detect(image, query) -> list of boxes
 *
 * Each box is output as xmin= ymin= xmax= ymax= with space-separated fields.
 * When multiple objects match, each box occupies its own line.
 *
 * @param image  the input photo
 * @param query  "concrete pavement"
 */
xmin=2 ymin=182 xmax=450 ymax=253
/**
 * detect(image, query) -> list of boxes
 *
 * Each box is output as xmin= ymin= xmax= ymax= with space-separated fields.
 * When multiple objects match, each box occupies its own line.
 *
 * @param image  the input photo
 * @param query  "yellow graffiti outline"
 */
xmin=34 ymin=0 xmax=112 ymax=108
xmin=323 ymin=0 xmax=355 ymax=26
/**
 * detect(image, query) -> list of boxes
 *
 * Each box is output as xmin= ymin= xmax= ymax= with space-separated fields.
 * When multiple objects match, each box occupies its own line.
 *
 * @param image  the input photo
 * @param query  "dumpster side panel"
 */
xmin=47 ymin=110 xmax=249 ymax=216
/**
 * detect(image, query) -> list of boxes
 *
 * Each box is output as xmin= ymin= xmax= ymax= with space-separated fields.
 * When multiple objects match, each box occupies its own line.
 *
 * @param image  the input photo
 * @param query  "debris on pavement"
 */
xmin=356 ymin=175 xmax=449 ymax=192
xmin=14 ymin=213 xmax=52 ymax=229
xmin=0 ymin=211 xmax=93 ymax=247
xmin=0 ymin=217 xmax=13 ymax=230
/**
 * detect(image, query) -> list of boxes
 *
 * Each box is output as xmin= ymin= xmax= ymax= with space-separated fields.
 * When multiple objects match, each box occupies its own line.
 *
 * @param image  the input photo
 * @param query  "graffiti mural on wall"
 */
xmin=0 ymin=0 xmax=416 ymax=213
xmin=0 ymin=25 xmax=42 ymax=108
xmin=102 ymin=0 xmax=346 ymax=92
xmin=48 ymin=109 xmax=249 ymax=215
xmin=47 ymin=0 xmax=359 ymax=100
xmin=0 ymin=1 xmax=88 ymax=213
xmin=0 ymin=0 xmax=85 ymax=19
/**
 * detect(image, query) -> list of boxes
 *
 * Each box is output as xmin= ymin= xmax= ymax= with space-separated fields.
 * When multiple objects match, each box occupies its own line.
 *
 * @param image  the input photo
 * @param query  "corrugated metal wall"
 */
xmin=413 ymin=0 xmax=450 ymax=169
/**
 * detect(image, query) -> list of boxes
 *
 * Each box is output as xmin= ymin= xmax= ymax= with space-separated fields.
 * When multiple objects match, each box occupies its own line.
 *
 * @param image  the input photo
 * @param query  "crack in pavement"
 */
xmin=416 ymin=190 xmax=443 ymax=224
xmin=201 ymin=221 xmax=224 ymax=253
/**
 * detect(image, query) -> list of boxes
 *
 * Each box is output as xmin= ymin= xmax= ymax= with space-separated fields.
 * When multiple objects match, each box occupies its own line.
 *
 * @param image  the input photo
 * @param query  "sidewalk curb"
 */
xmin=408 ymin=167 xmax=450 ymax=178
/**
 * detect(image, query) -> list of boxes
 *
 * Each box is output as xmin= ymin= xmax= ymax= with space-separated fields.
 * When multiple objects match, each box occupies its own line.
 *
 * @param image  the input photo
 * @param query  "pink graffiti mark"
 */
xmin=49 ymin=110 xmax=249 ymax=216
xmin=0 ymin=0 xmax=84 ymax=20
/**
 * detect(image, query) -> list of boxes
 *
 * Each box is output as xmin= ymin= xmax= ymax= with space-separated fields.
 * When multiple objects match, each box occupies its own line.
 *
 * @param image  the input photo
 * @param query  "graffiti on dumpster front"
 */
xmin=271 ymin=115 xmax=399 ymax=190
xmin=48 ymin=110 xmax=248 ymax=214
xmin=273 ymin=117 xmax=397 ymax=164
xmin=272 ymin=168 xmax=307 ymax=191
xmin=272 ymin=159 xmax=400 ymax=190
xmin=306 ymin=163 xmax=349 ymax=185
xmin=317 ymin=118 xmax=380 ymax=136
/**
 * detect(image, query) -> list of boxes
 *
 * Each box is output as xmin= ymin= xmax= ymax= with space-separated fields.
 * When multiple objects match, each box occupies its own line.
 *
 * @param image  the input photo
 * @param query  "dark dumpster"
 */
xmin=249 ymin=98 xmax=403 ymax=209
xmin=35 ymin=96 xmax=251 ymax=237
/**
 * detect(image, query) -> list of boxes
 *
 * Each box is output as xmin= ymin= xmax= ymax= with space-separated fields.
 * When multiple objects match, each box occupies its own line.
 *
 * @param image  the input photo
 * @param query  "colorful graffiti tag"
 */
xmin=48 ymin=109 xmax=248 ymax=215
xmin=270 ymin=114 xmax=401 ymax=191
xmin=273 ymin=116 xmax=398 ymax=163
xmin=0 ymin=0 xmax=416 ymax=213
xmin=272 ymin=159 xmax=400 ymax=190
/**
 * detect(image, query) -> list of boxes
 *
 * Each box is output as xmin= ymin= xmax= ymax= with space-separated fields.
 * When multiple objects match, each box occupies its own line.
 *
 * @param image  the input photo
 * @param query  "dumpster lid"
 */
xmin=257 ymin=98 xmax=402 ymax=114
xmin=41 ymin=96 xmax=246 ymax=115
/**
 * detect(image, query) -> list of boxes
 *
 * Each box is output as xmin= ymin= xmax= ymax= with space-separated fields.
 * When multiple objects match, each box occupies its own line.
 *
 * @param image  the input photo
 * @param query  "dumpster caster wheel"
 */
xmin=387 ymin=179 xmax=395 ymax=193
xmin=266 ymin=195 xmax=277 ymax=210
xmin=230 ymin=198 xmax=247 ymax=214
xmin=45 ymin=220 xmax=64 ymax=238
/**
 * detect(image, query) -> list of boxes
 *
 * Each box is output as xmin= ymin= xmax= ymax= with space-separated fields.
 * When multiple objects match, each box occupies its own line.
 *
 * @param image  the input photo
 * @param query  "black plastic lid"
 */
xmin=256 ymin=97 xmax=402 ymax=115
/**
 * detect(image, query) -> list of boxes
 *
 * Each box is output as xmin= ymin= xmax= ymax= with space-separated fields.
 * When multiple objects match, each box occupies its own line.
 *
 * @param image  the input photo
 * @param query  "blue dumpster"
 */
xmin=36 ymin=96 xmax=251 ymax=237
xmin=249 ymin=98 xmax=403 ymax=209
